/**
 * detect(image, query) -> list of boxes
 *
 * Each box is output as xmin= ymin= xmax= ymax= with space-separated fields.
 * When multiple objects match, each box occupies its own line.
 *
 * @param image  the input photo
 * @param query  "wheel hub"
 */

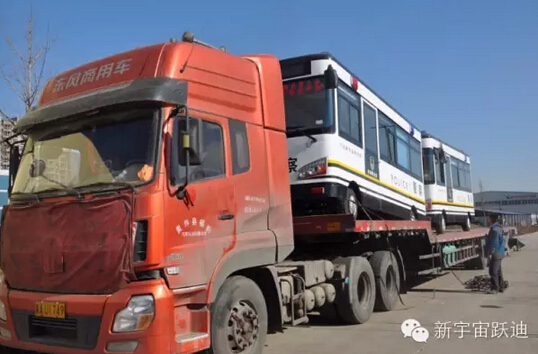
xmin=227 ymin=301 xmax=259 ymax=353
xmin=349 ymin=195 xmax=357 ymax=216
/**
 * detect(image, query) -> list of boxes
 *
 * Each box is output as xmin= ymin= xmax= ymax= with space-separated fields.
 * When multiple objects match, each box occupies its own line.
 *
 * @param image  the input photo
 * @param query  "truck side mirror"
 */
xmin=170 ymin=115 xmax=201 ymax=187
xmin=324 ymin=65 xmax=338 ymax=89
xmin=175 ymin=117 xmax=201 ymax=166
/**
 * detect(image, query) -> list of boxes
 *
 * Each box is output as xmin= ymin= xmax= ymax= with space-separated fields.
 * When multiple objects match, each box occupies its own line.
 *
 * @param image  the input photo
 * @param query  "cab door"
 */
xmin=163 ymin=112 xmax=235 ymax=290
xmin=446 ymin=156 xmax=454 ymax=203
xmin=362 ymin=100 xmax=379 ymax=179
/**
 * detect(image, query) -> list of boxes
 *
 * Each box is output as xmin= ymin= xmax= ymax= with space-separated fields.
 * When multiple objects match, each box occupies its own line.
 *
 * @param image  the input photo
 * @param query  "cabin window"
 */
xmin=422 ymin=148 xmax=435 ymax=185
xmin=454 ymin=159 xmax=472 ymax=191
xmin=395 ymin=128 xmax=410 ymax=171
xmin=338 ymin=84 xmax=361 ymax=146
xmin=379 ymin=112 xmax=396 ymax=164
xmin=434 ymin=148 xmax=446 ymax=186
xmin=410 ymin=139 xmax=422 ymax=180
xmin=229 ymin=119 xmax=250 ymax=175
xmin=363 ymin=103 xmax=378 ymax=155
xmin=451 ymin=160 xmax=459 ymax=188
xmin=178 ymin=119 xmax=226 ymax=183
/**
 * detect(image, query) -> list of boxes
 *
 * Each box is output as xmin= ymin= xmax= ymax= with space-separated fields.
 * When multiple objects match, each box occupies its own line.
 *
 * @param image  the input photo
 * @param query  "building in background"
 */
xmin=0 ymin=117 xmax=18 ymax=170
xmin=474 ymin=191 xmax=538 ymax=226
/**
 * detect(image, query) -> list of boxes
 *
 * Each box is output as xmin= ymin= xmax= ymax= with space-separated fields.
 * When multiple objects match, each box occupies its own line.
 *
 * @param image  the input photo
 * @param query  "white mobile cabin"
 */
xmin=280 ymin=53 xmax=425 ymax=221
xmin=421 ymin=132 xmax=474 ymax=233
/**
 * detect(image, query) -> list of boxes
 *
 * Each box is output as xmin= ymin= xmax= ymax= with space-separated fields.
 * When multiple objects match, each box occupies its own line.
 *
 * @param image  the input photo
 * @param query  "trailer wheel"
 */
xmin=370 ymin=251 xmax=400 ymax=311
xmin=344 ymin=188 xmax=359 ymax=219
xmin=436 ymin=214 xmax=446 ymax=234
xmin=462 ymin=215 xmax=471 ymax=231
xmin=209 ymin=276 xmax=267 ymax=354
xmin=336 ymin=256 xmax=376 ymax=324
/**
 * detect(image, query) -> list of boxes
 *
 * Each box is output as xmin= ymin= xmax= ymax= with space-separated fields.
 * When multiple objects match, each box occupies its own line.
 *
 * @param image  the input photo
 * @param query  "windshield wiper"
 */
xmin=75 ymin=181 xmax=137 ymax=194
xmin=10 ymin=192 xmax=40 ymax=202
xmin=286 ymin=125 xmax=318 ymax=143
xmin=36 ymin=187 xmax=83 ymax=199
xmin=33 ymin=173 xmax=83 ymax=199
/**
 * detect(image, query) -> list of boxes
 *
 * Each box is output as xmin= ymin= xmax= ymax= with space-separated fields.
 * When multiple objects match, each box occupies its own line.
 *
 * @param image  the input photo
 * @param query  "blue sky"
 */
xmin=1 ymin=0 xmax=537 ymax=192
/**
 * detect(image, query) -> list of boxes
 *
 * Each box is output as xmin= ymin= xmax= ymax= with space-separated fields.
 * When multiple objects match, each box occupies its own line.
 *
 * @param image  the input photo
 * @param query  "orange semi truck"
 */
xmin=0 ymin=32 xmax=497 ymax=354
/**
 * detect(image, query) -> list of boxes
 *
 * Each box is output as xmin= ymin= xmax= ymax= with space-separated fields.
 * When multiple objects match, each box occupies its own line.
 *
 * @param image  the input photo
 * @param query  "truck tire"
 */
xmin=435 ymin=214 xmax=446 ymax=234
xmin=370 ymin=251 xmax=400 ymax=311
xmin=336 ymin=256 xmax=376 ymax=324
xmin=209 ymin=276 xmax=267 ymax=354
xmin=462 ymin=215 xmax=471 ymax=231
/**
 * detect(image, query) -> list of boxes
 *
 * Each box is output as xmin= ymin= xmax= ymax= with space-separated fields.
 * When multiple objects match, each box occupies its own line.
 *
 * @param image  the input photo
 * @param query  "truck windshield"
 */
xmin=11 ymin=107 xmax=160 ymax=196
xmin=422 ymin=148 xmax=435 ymax=185
xmin=284 ymin=76 xmax=334 ymax=137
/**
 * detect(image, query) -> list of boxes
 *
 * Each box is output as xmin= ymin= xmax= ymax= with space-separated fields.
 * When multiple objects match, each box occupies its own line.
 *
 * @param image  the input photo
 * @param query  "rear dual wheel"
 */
xmin=370 ymin=251 xmax=400 ymax=311
xmin=336 ymin=256 xmax=376 ymax=324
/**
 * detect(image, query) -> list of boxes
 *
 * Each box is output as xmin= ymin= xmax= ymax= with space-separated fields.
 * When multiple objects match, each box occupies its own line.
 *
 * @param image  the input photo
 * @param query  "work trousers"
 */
xmin=489 ymin=256 xmax=505 ymax=292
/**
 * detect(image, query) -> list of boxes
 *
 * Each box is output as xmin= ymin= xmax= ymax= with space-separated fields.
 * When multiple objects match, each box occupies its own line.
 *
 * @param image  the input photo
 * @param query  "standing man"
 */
xmin=485 ymin=214 xmax=506 ymax=294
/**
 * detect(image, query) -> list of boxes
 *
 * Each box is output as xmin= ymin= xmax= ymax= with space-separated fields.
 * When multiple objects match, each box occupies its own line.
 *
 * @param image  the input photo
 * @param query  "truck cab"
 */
xmin=0 ymin=33 xmax=293 ymax=354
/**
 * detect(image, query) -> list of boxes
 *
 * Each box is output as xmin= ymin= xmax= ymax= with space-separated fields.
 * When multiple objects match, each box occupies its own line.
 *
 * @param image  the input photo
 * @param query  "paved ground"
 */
xmin=264 ymin=233 xmax=538 ymax=354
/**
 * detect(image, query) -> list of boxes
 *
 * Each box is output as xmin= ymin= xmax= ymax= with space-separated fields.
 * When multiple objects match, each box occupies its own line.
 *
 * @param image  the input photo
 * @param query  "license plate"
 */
xmin=327 ymin=221 xmax=341 ymax=232
xmin=35 ymin=301 xmax=66 ymax=319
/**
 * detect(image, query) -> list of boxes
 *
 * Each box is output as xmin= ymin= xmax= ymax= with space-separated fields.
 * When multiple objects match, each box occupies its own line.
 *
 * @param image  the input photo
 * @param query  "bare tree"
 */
xmin=0 ymin=9 xmax=53 ymax=123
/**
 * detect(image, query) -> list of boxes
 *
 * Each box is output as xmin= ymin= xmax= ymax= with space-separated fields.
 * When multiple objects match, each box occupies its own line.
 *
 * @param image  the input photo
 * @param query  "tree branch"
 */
xmin=0 ymin=65 xmax=26 ymax=103
xmin=0 ymin=10 xmax=54 ymax=113
xmin=4 ymin=35 xmax=26 ymax=65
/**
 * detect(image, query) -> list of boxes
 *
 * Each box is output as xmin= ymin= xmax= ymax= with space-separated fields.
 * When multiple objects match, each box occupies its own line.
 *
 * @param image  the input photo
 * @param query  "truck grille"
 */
xmin=11 ymin=310 xmax=101 ymax=350
xmin=134 ymin=220 xmax=148 ymax=262
xmin=30 ymin=316 xmax=78 ymax=339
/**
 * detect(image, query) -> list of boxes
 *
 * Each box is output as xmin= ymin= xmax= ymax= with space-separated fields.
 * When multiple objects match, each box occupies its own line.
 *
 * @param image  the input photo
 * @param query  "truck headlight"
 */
xmin=298 ymin=158 xmax=327 ymax=180
xmin=112 ymin=295 xmax=155 ymax=333
xmin=0 ymin=299 xmax=6 ymax=322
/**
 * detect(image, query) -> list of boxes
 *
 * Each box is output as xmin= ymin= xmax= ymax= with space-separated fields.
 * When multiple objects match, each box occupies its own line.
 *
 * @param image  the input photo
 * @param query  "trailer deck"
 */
xmin=293 ymin=214 xmax=515 ymax=243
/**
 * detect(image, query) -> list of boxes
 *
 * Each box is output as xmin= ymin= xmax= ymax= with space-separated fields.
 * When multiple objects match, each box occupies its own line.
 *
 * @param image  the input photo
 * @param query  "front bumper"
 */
xmin=0 ymin=279 xmax=176 ymax=354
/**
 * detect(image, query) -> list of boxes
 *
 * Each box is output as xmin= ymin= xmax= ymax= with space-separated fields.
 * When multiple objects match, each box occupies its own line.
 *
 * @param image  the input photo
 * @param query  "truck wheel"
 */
xmin=209 ymin=276 xmax=267 ymax=354
xmin=435 ymin=214 xmax=446 ymax=234
xmin=462 ymin=215 xmax=471 ymax=231
xmin=336 ymin=256 xmax=376 ymax=324
xmin=370 ymin=251 xmax=400 ymax=311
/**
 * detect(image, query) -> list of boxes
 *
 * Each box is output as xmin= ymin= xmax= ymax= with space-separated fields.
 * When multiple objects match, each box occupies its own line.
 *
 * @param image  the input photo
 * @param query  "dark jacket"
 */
xmin=485 ymin=222 xmax=505 ymax=258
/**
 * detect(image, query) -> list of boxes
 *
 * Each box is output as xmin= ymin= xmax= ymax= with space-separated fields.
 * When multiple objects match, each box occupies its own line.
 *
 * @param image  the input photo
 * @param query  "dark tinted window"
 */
xmin=434 ymin=148 xmax=445 ymax=186
xmin=423 ymin=148 xmax=435 ymax=184
xmin=396 ymin=128 xmax=410 ymax=170
xmin=410 ymin=139 xmax=422 ymax=179
xmin=338 ymin=84 xmax=361 ymax=146
xmin=363 ymin=103 xmax=377 ymax=154
xmin=179 ymin=119 xmax=225 ymax=183
xmin=379 ymin=112 xmax=395 ymax=163
xmin=229 ymin=119 xmax=250 ymax=175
